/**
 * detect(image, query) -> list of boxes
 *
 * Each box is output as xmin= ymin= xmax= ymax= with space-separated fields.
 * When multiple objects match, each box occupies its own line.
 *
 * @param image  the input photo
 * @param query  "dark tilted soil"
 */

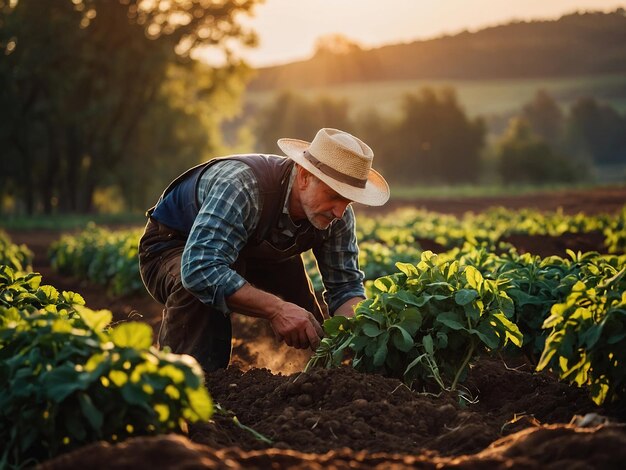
xmin=8 ymin=186 xmax=626 ymax=469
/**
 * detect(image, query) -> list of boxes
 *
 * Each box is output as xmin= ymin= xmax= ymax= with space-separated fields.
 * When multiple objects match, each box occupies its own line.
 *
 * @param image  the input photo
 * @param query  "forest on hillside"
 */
xmin=249 ymin=9 xmax=626 ymax=90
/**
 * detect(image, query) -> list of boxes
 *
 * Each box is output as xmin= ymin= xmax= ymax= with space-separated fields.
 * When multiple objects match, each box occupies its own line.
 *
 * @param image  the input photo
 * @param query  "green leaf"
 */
xmin=454 ymin=289 xmax=478 ymax=306
xmin=473 ymin=323 xmax=500 ymax=349
xmin=110 ymin=322 xmax=153 ymax=349
xmin=323 ymin=315 xmax=351 ymax=336
xmin=391 ymin=325 xmax=414 ymax=352
xmin=36 ymin=285 xmax=59 ymax=304
xmin=395 ymin=262 xmax=418 ymax=277
xmin=536 ymin=345 xmax=558 ymax=372
xmin=589 ymin=380 xmax=610 ymax=406
xmin=361 ymin=322 xmax=382 ymax=338
xmin=396 ymin=290 xmax=424 ymax=307
xmin=397 ymin=307 xmax=422 ymax=335
xmin=373 ymin=276 xmax=395 ymax=293
xmin=77 ymin=306 xmax=112 ymax=332
xmin=422 ymin=334 xmax=434 ymax=355
xmin=464 ymin=266 xmax=484 ymax=291
xmin=436 ymin=311 xmax=466 ymax=331
xmin=121 ymin=383 xmax=149 ymax=406
xmin=184 ymin=386 xmax=213 ymax=421
xmin=350 ymin=335 xmax=370 ymax=352
xmin=78 ymin=392 xmax=103 ymax=432
xmin=43 ymin=365 xmax=90 ymax=402
xmin=62 ymin=291 xmax=85 ymax=306
xmin=492 ymin=312 xmax=523 ymax=347
xmin=373 ymin=332 xmax=389 ymax=367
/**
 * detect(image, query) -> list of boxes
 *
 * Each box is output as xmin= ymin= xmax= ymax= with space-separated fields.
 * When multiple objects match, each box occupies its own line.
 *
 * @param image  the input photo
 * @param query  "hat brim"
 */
xmin=277 ymin=138 xmax=390 ymax=206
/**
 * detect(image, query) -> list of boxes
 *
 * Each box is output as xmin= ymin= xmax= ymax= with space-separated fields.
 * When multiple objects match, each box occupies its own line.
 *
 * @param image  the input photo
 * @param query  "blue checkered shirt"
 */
xmin=180 ymin=160 xmax=365 ymax=315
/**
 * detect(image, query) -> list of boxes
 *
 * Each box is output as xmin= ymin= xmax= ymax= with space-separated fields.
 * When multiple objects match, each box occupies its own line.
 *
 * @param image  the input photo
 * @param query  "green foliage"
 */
xmin=521 ymin=90 xmax=564 ymax=147
xmin=358 ymin=241 xmax=423 ymax=281
xmin=492 ymin=250 xmax=621 ymax=358
xmin=0 ymin=265 xmax=212 ymax=467
xmin=497 ymin=118 xmax=586 ymax=184
xmin=47 ymin=205 xmax=623 ymax=303
xmin=537 ymin=265 xmax=626 ymax=405
xmin=390 ymin=87 xmax=486 ymax=184
xmin=0 ymin=0 xmax=257 ymax=214
xmin=253 ymin=91 xmax=355 ymax=154
xmin=49 ymin=224 xmax=142 ymax=296
xmin=604 ymin=206 xmax=626 ymax=254
xmin=308 ymin=251 xmax=521 ymax=393
xmin=0 ymin=230 xmax=33 ymax=272
xmin=356 ymin=205 xmax=622 ymax=254
xmin=564 ymin=96 xmax=626 ymax=166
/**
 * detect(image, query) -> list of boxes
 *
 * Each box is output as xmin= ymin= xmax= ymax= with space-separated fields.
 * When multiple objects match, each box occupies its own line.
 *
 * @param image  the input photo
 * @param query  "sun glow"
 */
xmin=204 ymin=0 xmax=626 ymax=67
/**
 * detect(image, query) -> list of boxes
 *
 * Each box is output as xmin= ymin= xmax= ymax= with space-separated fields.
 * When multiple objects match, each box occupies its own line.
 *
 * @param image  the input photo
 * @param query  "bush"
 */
xmin=0 ymin=266 xmax=212 ymax=467
xmin=308 ymin=251 xmax=522 ymax=393
xmin=0 ymin=230 xmax=33 ymax=272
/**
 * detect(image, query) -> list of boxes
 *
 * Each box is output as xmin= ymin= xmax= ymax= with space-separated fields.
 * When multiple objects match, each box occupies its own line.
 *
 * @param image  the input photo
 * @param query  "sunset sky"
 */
xmin=225 ymin=0 xmax=625 ymax=67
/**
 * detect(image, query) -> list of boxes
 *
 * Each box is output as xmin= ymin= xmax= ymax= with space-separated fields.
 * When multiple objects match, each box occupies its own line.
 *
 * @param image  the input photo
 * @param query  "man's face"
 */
xmin=300 ymin=175 xmax=352 ymax=230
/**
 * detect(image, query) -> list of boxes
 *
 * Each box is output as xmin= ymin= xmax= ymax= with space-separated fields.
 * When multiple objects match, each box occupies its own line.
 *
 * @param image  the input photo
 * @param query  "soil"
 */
xmin=7 ymin=186 xmax=626 ymax=469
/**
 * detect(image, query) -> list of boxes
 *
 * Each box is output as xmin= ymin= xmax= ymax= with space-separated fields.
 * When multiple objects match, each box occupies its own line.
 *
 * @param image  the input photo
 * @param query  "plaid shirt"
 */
xmin=180 ymin=160 xmax=365 ymax=315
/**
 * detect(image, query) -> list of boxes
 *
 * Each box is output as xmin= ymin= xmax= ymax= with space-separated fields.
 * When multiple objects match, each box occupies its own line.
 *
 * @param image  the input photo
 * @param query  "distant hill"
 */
xmin=248 ymin=9 xmax=626 ymax=90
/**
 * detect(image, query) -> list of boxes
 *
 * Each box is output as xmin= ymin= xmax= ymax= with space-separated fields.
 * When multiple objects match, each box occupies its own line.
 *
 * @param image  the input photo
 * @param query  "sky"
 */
xmin=209 ymin=0 xmax=625 ymax=67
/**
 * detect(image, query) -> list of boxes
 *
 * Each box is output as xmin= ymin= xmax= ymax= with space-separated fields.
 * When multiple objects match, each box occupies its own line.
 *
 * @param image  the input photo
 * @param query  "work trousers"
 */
xmin=138 ymin=218 xmax=324 ymax=373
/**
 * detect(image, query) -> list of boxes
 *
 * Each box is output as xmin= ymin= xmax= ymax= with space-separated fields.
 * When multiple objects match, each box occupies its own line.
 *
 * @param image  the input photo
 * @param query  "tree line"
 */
xmin=252 ymin=88 xmax=626 ymax=186
xmin=250 ymin=10 xmax=626 ymax=90
xmin=0 ymin=0 xmax=258 ymax=215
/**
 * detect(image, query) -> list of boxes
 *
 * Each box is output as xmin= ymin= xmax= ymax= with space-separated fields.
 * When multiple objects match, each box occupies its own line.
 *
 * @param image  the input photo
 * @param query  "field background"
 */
xmin=245 ymin=73 xmax=626 ymax=123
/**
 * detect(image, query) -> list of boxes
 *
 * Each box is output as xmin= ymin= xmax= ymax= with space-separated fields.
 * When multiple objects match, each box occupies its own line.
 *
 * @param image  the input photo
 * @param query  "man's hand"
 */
xmin=269 ymin=302 xmax=324 ymax=350
xmin=226 ymin=283 xmax=324 ymax=350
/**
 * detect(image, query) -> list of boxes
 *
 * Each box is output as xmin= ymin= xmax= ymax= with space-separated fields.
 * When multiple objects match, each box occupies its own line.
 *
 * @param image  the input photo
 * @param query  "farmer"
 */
xmin=138 ymin=128 xmax=389 ymax=372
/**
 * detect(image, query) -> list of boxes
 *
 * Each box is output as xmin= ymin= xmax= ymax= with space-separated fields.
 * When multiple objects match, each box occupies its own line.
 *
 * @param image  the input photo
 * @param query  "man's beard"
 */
xmin=302 ymin=201 xmax=335 ymax=230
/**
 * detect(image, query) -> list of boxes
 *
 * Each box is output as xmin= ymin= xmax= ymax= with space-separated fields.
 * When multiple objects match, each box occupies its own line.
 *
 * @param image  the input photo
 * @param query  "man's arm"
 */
xmin=333 ymin=296 xmax=364 ymax=318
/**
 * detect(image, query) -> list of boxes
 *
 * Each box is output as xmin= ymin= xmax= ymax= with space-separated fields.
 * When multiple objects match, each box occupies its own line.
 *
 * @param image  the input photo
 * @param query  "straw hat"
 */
xmin=277 ymin=128 xmax=390 ymax=206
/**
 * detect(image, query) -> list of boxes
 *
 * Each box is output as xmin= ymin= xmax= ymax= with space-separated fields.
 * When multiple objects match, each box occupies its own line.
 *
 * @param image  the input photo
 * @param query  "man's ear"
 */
xmin=296 ymin=165 xmax=312 ymax=188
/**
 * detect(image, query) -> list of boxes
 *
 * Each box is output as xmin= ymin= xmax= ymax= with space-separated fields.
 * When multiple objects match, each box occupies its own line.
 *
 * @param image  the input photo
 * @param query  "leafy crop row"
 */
xmin=309 ymin=248 xmax=626 ymax=406
xmin=47 ymin=206 xmax=625 ymax=294
xmin=357 ymin=205 xmax=626 ymax=253
xmin=538 ymin=267 xmax=626 ymax=405
xmin=49 ymin=224 xmax=142 ymax=296
xmin=0 ymin=265 xmax=212 ymax=467
xmin=0 ymin=230 xmax=33 ymax=273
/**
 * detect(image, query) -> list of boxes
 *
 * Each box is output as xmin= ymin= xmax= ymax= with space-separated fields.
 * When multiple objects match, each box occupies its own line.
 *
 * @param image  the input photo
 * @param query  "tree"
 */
xmin=497 ymin=118 xmax=586 ymax=184
xmin=0 ymin=0 xmax=259 ymax=214
xmin=254 ymin=91 xmax=354 ymax=154
xmin=563 ymin=97 xmax=626 ymax=166
xmin=521 ymin=90 xmax=564 ymax=147
xmin=386 ymin=87 xmax=485 ymax=184
xmin=313 ymin=34 xmax=362 ymax=57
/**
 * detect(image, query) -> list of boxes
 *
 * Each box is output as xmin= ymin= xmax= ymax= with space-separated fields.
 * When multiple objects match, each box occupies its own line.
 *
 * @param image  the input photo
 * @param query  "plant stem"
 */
xmin=451 ymin=340 xmax=475 ymax=391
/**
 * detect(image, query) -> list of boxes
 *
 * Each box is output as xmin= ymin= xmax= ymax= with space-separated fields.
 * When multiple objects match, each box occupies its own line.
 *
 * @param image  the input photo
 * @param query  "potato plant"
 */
xmin=307 ymin=251 xmax=522 ymax=394
xmin=537 ymin=263 xmax=626 ymax=405
xmin=0 ymin=230 xmax=33 ymax=273
xmin=0 ymin=266 xmax=212 ymax=467
xmin=49 ymin=224 xmax=142 ymax=296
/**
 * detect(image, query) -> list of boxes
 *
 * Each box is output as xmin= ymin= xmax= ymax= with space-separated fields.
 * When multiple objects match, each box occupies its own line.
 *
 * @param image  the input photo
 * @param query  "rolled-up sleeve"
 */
xmin=180 ymin=162 xmax=259 ymax=315
xmin=313 ymin=206 xmax=365 ymax=314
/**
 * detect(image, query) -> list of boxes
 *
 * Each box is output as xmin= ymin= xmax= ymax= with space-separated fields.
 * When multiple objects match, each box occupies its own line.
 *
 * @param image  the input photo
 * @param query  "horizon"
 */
xmin=196 ymin=1 xmax=625 ymax=68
